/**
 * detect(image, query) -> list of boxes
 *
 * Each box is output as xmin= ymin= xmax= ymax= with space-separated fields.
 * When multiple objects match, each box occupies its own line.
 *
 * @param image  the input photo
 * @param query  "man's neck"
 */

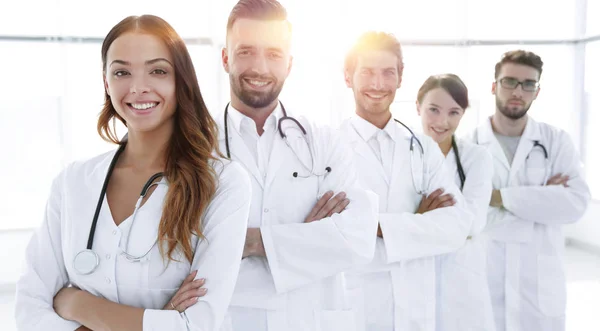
xmin=491 ymin=111 xmax=528 ymax=137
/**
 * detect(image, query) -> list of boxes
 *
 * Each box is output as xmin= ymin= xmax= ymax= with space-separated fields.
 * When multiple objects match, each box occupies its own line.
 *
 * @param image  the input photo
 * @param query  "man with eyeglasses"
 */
xmin=468 ymin=50 xmax=590 ymax=331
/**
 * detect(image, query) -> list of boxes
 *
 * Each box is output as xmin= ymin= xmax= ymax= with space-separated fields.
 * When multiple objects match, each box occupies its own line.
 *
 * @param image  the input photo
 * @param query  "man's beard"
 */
xmin=496 ymin=96 xmax=531 ymax=120
xmin=230 ymin=73 xmax=284 ymax=109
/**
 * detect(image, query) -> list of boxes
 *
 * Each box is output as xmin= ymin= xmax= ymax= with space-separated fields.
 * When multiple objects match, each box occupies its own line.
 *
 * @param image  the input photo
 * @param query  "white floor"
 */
xmin=1 ymin=245 xmax=599 ymax=330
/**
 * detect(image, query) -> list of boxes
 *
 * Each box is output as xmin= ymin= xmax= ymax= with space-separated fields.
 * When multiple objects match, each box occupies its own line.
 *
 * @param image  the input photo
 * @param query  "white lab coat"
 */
xmin=339 ymin=117 xmax=474 ymax=331
xmin=465 ymin=116 xmax=591 ymax=331
xmin=435 ymin=139 xmax=496 ymax=331
xmin=217 ymin=107 xmax=379 ymax=331
xmin=15 ymin=150 xmax=252 ymax=331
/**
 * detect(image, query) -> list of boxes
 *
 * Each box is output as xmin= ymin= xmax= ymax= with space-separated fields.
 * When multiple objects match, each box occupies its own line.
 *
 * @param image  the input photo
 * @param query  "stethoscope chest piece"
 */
xmin=73 ymin=249 xmax=100 ymax=275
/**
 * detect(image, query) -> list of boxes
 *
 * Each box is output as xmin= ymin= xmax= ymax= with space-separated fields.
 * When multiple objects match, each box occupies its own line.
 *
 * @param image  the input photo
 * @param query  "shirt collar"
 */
xmin=227 ymin=102 xmax=284 ymax=135
xmin=350 ymin=115 xmax=396 ymax=142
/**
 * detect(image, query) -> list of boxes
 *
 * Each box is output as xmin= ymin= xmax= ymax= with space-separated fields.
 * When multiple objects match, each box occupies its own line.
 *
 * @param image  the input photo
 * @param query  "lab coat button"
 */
xmin=106 ymin=254 xmax=111 ymax=260
xmin=112 ymin=230 xmax=117 ymax=235
xmin=263 ymin=208 xmax=269 ymax=213
xmin=106 ymin=277 xmax=111 ymax=284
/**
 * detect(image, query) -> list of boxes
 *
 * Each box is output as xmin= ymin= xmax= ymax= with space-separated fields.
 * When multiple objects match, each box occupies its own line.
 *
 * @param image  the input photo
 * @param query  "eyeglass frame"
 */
xmin=496 ymin=76 xmax=540 ymax=92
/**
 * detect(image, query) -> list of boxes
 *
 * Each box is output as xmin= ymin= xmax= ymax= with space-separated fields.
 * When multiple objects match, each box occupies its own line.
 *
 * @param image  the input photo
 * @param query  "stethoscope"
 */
xmin=394 ymin=119 xmax=426 ymax=195
xmin=475 ymin=129 xmax=550 ymax=186
xmin=224 ymin=101 xmax=332 ymax=178
xmin=526 ymin=140 xmax=550 ymax=185
xmin=73 ymin=141 xmax=167 ymax=275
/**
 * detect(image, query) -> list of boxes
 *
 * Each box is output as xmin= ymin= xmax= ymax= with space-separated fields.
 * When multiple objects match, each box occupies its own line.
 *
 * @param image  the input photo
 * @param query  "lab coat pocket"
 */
xmin=346 ymin=287 xmax=366 ymax=331
xmin=537 ymin=255 xmax=566 ymax=317
xmin=524 ymin=167 xmax=547 ymax=186
xmin=314 ymin=308 xmax=356 ymax=331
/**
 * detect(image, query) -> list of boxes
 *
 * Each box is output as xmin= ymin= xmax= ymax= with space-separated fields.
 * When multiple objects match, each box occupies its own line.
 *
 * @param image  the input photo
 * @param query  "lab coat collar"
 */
xmin=509 ymin=117 xmax=543 ymax=178
xmin=350 ymin=115 xmax=398 ymax=143
xmin=477 ymin=115 xmax=541 ymax=144
xmin=477 ymin=115 xmax=543 ymax=175
xmin=227 ymin=102 xmax=284 ymax=137
xmin=343 ymin=117 xmax=389 ymax=183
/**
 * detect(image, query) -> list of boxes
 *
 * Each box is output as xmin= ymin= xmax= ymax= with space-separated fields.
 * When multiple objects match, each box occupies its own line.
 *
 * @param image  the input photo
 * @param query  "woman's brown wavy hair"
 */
xmin=98 ymin=15 xmax=222 ymax=263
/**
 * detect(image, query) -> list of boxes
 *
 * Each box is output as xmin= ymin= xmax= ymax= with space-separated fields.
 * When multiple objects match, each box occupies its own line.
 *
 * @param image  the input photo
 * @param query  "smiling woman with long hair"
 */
xmin=15 ymin=15 xmax=251 ymax=331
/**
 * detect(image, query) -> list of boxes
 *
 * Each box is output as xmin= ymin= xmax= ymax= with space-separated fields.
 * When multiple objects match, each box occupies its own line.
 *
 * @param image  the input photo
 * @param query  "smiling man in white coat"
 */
xmin=215 ymin=1 xmax=379 ymax=331
xmin=339 ymin=31 xmax=475 ymax=331
xmin=467 ymin=50 xmax=591 ymax=331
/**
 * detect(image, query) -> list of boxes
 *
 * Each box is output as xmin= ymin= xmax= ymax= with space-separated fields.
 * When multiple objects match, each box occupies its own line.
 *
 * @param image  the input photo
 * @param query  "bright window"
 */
xmin=587 ymin=0 xmax=600 ymax=36
xmin=584 ymin=41 xmax=600 ymax=199
xmin=466 ymin=0 xmax=577 ymax=40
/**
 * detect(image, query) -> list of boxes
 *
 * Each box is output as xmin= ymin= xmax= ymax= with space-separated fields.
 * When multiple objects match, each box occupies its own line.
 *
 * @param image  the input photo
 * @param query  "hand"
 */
xmin=304 ymin=191 xmax=350 ymax=223
xmin=415 ymin=188 xmax=455 ymax=214
xmin=243 ymin=228 xmax=265 ymax=258
xmin=53 ymin=287 xmax=81 ymax=321
xmin=546 ymin=173 xmax=570 ymax=187
xmin=490 ymin=189 xmax=503 ymax=208
xmin=377 ymin=224 xmax=383 ymax=238
xmin=164 ymin=270 xmax=207 ymax=312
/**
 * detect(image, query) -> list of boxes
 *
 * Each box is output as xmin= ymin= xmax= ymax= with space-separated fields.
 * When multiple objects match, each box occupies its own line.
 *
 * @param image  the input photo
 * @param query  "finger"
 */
xmin=546 ymin=174 xmax=562 ymax=185
xmin=181 ymin=270 xmax=198 ymax=286
xmin=172 ymin=281 xmax=206 ymax=308
xmin=307 ymin=191 xmax=334 ymax=220
xmin=440 ymin=198 xmax=457 ymax=208
xmin=430 ymin=194 xmax=454 ymax=210
xmin=558 ymin=176 xmax=570 ymax=186
xmin=177 ymin=295 xmax=202 ymax=312
xmin=315 ymin=192 xmax=346 ymax=220
xmin=174 ymin=287 xmax=207 ymax=308
xmin=426 ymin=188 xmax=444 ymax=201
xmin=173 ymin=278 xmax=205 ymax=304
xmin=326 ymin=198 xmax=350 ymax=218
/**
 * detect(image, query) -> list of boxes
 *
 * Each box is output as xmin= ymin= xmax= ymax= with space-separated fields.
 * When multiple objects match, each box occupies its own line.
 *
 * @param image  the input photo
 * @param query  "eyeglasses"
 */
xmin=498 ymin=77 xmax=539 ymax=92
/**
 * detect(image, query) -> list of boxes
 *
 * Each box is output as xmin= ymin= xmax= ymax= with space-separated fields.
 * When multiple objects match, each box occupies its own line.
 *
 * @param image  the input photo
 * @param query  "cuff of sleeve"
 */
xmin=378 ymin=214 xmax=398 ymax=264
xmin=260 ymin=226 xmax=284 ymax=293
xmin=143 ymin=309 xmax=179 ymax=331
xmin=54 ymin=319 xmax=82 ymax=331
xmin=499 ymin=187 xmax=512 ymax=210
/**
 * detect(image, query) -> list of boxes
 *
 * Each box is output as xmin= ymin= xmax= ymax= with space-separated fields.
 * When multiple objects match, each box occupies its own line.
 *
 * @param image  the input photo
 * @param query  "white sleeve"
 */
xmin=377 ymin=139 xmax=474 ymax=262
xmin=260 ymin=128 xmax=379 ymax=294
xmin=142 ymin=162 xmax=252 ymax=331
xmin=461 ymin=148 xmax=494 ymax=235
xmin=15 ymin=168 xmax=83 ymax=331
xmin=500 ymin=132 xmax=591 ymax=224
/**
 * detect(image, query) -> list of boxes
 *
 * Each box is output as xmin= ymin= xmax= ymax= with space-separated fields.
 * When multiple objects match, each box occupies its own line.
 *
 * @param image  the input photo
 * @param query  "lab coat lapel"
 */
xmin=344 ymin=121 xmax=388 ymax=184
xmin=218 ymin=114 xmax=265 ymax=189
xmin=478 ymin=117 xmax=511 ymax=172
xmin=509 ymin=117 xmax=542 ymax=181
xmin=264 ymin=133 xmax=288 ymax=189
xmin=389 ymin=123 xmax=409 ymax=190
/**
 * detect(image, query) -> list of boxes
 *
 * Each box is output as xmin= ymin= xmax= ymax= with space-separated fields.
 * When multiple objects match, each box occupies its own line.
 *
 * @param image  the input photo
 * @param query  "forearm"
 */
xmin=500 ymin=185 xmax=589 ymax=224
xmin=262 ymin=188 xmax=378 ymax=293
xmin=379 ymin=206 xmax=472 ymax=262
xmin=71 ymin=291 xmax=144 ymax=331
